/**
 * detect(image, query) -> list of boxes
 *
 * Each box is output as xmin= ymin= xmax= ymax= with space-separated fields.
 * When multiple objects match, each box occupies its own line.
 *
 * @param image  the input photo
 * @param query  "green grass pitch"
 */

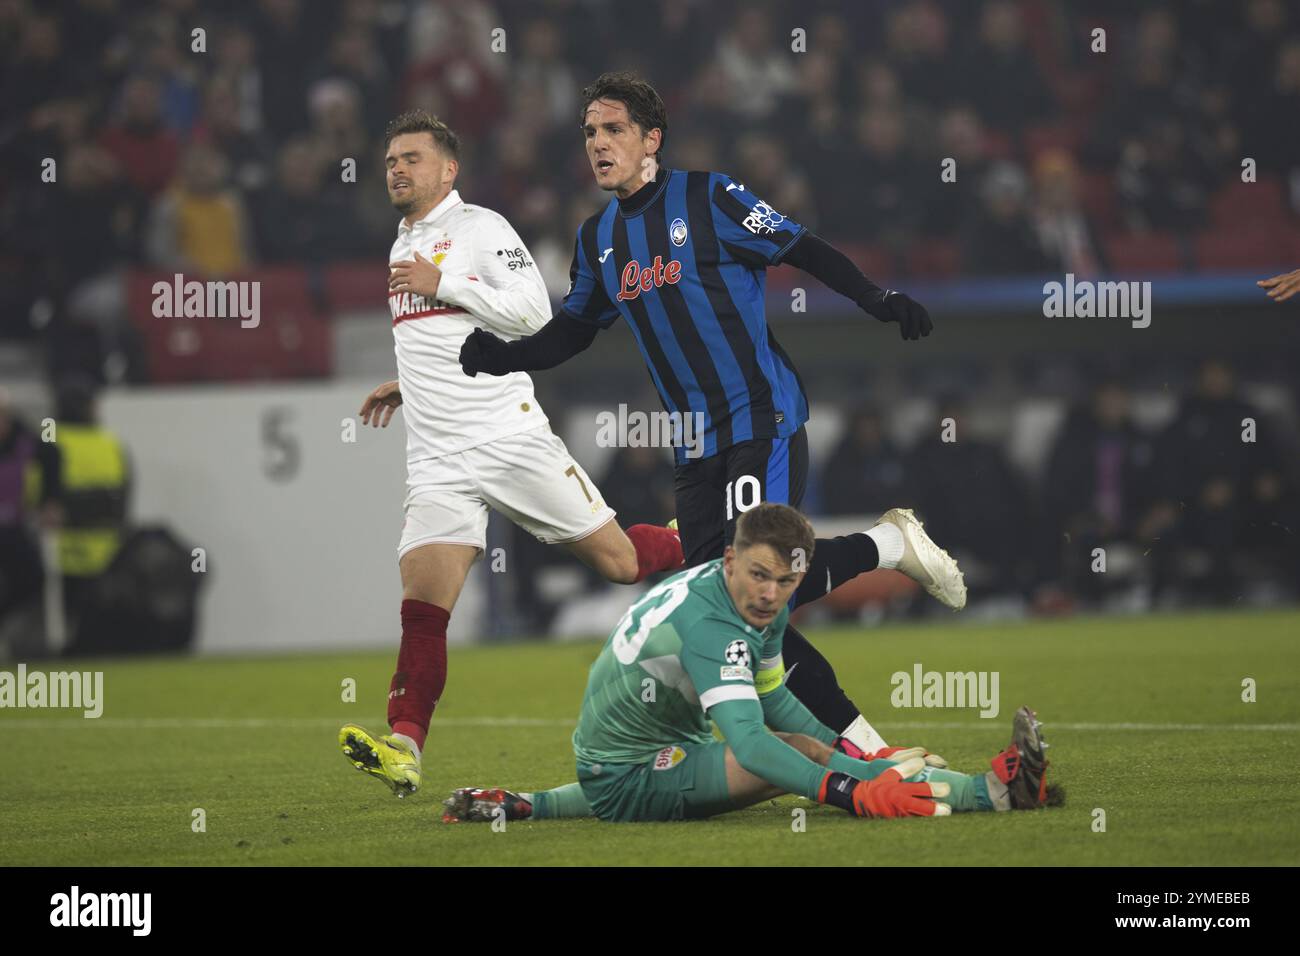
xmin=2 ymin=609 xmax=1297 ymax=866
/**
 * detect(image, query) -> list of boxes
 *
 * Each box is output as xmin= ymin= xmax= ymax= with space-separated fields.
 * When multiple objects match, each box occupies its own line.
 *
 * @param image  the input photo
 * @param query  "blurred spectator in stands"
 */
xmin=253 ymin=0 xmax=330 ymax=137
xmin=906 ymin=396 xmax=1034 ymax=600
xmin=1144 ymin=359 xmax=1293 ymax=603
xmin=5 ymin=13 xmax=73 ymax=115
xmin=482 ymin=122 xmax=548 ymax=230
xmin=50 ymin=379 xmax=130 ymax=647
xmin=99 ymin=75 xmax=181 ymax=201
xmin=532 ymin=195 xmax=596 ymax=301
xmin=57 ymin=0 xmax=131 ymax=88
xmin=715 ymin=7 xmax=797 ymax=123
xmin=10 ymin=140 xmax=134 ymax=298
xmin=821 ymin=407 xmax=908 ymax=517
xmin=514 ymin=18 xmax=579 ymax=129
xmin=823 ymin=106 xmax=920 ymax=249
xmin=857 ymin=61 xmax=935 ymax=163
xmin=962 ymin=0 xmax=1054 ymax=136
xmin=401 ymin=0 xmax=505 ymax=141
xmin=1040 ymin=380 xmax=1159 ymax=601
xmin=250 ymin=0 xmax=309 ymax=136
xmin=1116 ymin=117 xmax=1213 ymax=233
xmin=780 ymin=50 xmax=845 ymax=165
xmin=0 ymin=387 xmax=63 ymax=644
xmin=1225 ymin=0 xmax=1291 ymax=107
xmin=146 ymin=143 xmax=254 ymax=275
xmin=1244 ymin=37 xmax=1300 ymax=206
xmin=252 ymin=137 xmax=366 ymax=264
xmin=597 ymin=444 xmax=677 ymax=529
xmin=306 ymin=78 xmax=370 ymax=166
xmin=313 ymin=27 xmax=393 ymax=140
xmin=210 ymin=21 xmax=265 ymax=135
xmin=734 ymin=132 xmax=817 ymax=229
xmin=963 ymin=162 xmax=1051 ymax=275
xmin=4 ymin=138 xmax=137 ymax=372
xmin=1032 ymin=149 xmax=1106 ymax=277
xmin=1089 ymin=9 xmax=1213 ymax=178
xmin=141 ymin=14 xmax=203 ymax=134
xmin=17 ymin=94 xmax=96 ymax=172
xmin=925 ymin=106 xmax=992 ymax=236
xmin=192 ymin=77 xmax=272 ymax=194
xmin=669 ymin=128 xmax=722 ymax=178
xmin=884 ymin=0 xmax=955 ymax=109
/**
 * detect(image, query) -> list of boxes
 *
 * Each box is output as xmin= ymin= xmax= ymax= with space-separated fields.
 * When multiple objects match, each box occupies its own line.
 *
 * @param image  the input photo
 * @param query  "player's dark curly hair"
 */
xmin=733 ymin=503 xmax=816 ymax=571
xmin=579 ymin=71 xmax=668 ymax=161
xmin=384 ymin=109 xmax=461 ymax=159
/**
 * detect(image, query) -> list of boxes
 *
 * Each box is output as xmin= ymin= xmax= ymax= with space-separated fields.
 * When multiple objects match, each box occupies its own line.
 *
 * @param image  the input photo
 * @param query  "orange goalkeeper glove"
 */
xmin=818 ymin=757 xmax=952 ymax=818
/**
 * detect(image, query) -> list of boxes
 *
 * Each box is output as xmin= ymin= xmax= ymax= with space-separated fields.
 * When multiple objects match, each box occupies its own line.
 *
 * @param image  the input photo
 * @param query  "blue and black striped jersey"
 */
xmin=560 ymin=168 xmax=811 ymax=464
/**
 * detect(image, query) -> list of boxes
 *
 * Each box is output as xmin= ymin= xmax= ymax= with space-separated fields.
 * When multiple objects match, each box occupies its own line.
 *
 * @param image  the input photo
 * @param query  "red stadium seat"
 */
xmin=1209 ymin=177 xmax=1286 ymax=230
xmin=1194 ymin=224 xmax=1298 ymax=272
xmin=838 ymin=243 xmax=896 ymax=282
xmin=324 ymin=260 xmax=388 ymax=312
xmin=1079 ymin=171 xmax=1121 ymax=231
xmin=1104 ymin=231 xmax=1183 ymax=274
xmin=905 ymin=239 xmax=962 ymax=278
xmin=126 ymin=268 xmax=332 ymax=382
xmin=201 ymin=313 xmax=332 ymax=381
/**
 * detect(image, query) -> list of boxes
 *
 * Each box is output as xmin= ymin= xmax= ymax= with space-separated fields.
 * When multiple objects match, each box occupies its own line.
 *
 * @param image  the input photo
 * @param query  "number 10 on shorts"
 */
xmin=726 ymin=475 xmax=761 ymax=519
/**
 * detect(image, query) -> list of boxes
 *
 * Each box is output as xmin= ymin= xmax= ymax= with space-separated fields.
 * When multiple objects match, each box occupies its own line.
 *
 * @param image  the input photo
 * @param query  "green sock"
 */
xmin=825 ymin=753 xmax=994 ymax=813
xmin=527 ymin=782 xmax=593 ymax=820
xmin=917 ymin=767 xmax=995 ymax=812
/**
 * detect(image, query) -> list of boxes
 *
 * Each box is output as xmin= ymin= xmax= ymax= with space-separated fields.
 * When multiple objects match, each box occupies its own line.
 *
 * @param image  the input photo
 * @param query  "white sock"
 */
xmin=866 ymin=522 xmax=905 ymax=570
xmin=984 ymin=771 xmax=1012 ymax=811
xmin=391 ymin=733 xmax=422 ymax=761
xmin=840 ymin=714 xmax=889 ymax=753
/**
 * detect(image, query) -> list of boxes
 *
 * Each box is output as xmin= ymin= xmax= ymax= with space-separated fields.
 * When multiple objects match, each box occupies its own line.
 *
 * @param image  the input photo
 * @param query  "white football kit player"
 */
xmin=389 ymin=189 xmax=614 ymax=557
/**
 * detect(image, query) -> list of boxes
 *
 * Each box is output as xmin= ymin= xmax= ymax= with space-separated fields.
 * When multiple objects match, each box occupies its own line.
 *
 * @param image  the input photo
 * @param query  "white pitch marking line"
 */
xmin=1 ymin=717 xmax=1299 ymax=732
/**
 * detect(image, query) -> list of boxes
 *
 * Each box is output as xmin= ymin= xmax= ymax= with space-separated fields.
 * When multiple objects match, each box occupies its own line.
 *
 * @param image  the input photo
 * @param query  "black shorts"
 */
xmin=673 ymin=427 xmax=809 ymax=567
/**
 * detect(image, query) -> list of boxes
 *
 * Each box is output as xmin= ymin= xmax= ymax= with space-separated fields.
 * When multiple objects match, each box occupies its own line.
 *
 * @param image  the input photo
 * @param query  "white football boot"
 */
xmin=874 ymin=508 xmax=967 ymax=610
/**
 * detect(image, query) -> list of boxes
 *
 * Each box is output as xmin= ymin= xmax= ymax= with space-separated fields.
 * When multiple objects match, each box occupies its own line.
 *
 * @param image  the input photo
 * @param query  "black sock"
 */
xmin=791 ymin=533 xmax=879 ymax=610
xmin=781 ymin=624 xmax=861 ymax=733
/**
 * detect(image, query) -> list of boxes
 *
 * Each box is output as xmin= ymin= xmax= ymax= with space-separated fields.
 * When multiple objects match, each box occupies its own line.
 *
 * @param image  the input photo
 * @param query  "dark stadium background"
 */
xmin=1 ymin=0 xmax=1298 ymax=654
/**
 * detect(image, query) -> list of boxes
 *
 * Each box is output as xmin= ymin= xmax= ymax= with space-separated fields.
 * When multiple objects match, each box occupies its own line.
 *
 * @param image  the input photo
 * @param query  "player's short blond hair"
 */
xmin=733 ymin=503 xmax=815 ymax=569
xmin=384 ymin=109 xmax=460 ymax=160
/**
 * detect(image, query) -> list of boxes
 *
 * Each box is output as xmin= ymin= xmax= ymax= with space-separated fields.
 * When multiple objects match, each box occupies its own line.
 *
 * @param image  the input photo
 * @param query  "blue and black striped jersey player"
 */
xmin=460 ymin=72 xmax=968 ymax=759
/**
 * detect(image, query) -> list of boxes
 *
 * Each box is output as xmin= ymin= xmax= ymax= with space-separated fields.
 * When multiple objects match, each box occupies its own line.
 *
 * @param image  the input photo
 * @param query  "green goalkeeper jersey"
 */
xmin=572 ymin=558 xmax=789 ymax=765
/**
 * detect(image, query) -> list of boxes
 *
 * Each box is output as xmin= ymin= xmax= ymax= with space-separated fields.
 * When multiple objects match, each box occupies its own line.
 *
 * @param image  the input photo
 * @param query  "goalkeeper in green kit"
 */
xmin=443 ymin=503 xmax=1061 ymax=824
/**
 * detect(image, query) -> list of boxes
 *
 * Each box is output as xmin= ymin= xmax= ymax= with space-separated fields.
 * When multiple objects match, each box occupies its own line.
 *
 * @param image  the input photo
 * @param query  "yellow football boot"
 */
xmin=339 ymin=723 xmax=421 ymax=798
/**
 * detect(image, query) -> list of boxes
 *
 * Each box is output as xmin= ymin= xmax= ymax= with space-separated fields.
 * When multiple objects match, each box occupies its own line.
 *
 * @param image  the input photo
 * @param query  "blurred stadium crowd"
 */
xmin=1 ymin=0 xmax=1298 ymax=645
xmin=4 ymin=0 xmax=1300 ymax=346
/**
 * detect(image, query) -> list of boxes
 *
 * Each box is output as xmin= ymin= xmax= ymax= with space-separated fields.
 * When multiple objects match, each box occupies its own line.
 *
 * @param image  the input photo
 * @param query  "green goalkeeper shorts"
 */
xmin=576 ymin=740 xmax=733 ymax=822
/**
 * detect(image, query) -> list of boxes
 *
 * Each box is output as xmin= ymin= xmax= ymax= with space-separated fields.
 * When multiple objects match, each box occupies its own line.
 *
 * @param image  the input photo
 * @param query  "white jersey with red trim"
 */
xmin=389 ymin=189 xmax=552 ymax=463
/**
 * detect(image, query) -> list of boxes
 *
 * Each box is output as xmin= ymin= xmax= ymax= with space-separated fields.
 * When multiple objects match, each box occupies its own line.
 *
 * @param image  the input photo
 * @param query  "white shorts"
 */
xmin=398 ymin=425 xmax=617 ymax=559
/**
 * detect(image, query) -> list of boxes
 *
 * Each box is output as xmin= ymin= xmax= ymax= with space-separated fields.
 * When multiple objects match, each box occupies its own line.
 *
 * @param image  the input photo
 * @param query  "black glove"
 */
xmin=459 ymin=327 xmax=513 ymax=377
xmin=862 ymin=290 xmax=933 ymax=340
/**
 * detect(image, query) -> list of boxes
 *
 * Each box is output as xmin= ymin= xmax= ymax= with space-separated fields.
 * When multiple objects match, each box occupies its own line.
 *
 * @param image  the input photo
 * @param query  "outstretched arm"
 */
xmin=461 ymin=220 xmax=619 ymax=377
xmin=709 ymin=696 xmax=949 ymax=817
xmin=459 ymin=309 xmax=598 ymax=377
xmin=783 ymin=232 xmax=933 ymax=340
